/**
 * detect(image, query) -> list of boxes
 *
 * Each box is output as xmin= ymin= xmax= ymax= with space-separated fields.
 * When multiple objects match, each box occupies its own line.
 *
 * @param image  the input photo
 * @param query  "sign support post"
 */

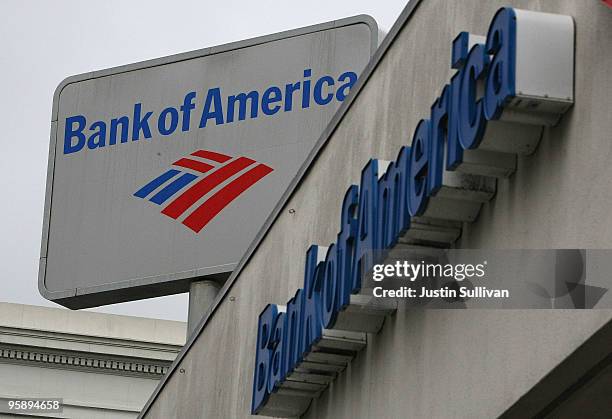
xmin=187 ymin=280 xmax=221 ymax=336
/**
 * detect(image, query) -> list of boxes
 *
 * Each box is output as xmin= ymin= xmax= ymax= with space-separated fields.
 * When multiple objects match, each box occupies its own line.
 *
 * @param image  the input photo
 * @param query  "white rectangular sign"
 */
xmin=39 ymin=16 xmax=378 ymax=308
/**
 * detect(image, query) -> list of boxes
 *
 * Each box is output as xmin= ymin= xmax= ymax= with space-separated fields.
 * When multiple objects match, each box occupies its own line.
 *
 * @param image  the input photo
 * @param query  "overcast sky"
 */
xmin=0 ymin=1 xmax=406 ymax=322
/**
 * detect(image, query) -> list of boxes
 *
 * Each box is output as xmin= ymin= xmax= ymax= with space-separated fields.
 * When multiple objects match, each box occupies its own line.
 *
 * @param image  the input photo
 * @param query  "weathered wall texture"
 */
xmin=143 ymin=1 xmax=612 ymax=418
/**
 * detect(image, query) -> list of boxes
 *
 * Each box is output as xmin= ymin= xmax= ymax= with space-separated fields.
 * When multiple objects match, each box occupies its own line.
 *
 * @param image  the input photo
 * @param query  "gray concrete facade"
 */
xmin=141 ymin=1 xmax=612 ymax=418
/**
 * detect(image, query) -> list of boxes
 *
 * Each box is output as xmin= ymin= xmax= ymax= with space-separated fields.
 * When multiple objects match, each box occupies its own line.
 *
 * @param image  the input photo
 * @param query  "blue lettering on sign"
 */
xmin=62 ymin=69 xmax=359 ymax=155
xmin=251 ymin=7 xmax=518 ymax=414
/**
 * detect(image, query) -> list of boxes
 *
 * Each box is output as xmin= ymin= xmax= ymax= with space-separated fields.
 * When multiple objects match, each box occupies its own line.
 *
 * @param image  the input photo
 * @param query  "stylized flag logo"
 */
xmin=134 ymin=150 xmax=273 ymax=233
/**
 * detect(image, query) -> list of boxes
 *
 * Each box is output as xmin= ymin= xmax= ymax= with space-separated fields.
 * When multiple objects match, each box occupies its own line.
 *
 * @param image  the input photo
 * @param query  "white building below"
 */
xmin=0 ymin=302 xmax=186 ymax=418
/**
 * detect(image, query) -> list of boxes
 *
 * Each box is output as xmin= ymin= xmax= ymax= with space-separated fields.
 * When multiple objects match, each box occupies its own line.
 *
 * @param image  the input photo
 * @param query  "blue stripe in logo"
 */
xmin=149 ymin=173 xmax=197 ymax=205
xmin=134 ymin=169 xmax=180 ymax=198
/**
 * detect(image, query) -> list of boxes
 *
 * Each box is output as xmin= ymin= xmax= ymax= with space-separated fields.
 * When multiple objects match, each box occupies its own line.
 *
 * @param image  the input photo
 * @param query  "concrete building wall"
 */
xmin=0 ymin=364 xmax=156 ymax=419
xmin=142 ymin=1 xmax=612 ymax=418
xmin=0 ymin=303 xmax=186 ymax=418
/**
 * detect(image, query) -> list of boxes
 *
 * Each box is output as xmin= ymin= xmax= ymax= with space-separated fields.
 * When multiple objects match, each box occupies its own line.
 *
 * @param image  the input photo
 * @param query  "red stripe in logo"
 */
xmin=162 ymin=157 xmax=255 ymax=219
xmin=182 ymin=164 xmax=273 ymax=232
xmin=173 ymin=158 xmax=214 ymax=173
xmin=191 ymin=149 xmax=232 ymax=163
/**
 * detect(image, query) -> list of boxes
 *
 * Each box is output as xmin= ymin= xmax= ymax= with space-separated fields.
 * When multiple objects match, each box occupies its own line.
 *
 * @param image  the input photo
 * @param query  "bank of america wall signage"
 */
xmin=251 ymin=7 xmax=574 ymax=417
xmin=39 ymin=17 xmax=378 ymax=309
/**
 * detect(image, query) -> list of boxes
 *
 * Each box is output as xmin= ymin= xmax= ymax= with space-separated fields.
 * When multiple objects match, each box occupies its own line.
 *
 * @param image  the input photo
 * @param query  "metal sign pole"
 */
xmin=187 ymin=280 xmax=221 ymax=337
